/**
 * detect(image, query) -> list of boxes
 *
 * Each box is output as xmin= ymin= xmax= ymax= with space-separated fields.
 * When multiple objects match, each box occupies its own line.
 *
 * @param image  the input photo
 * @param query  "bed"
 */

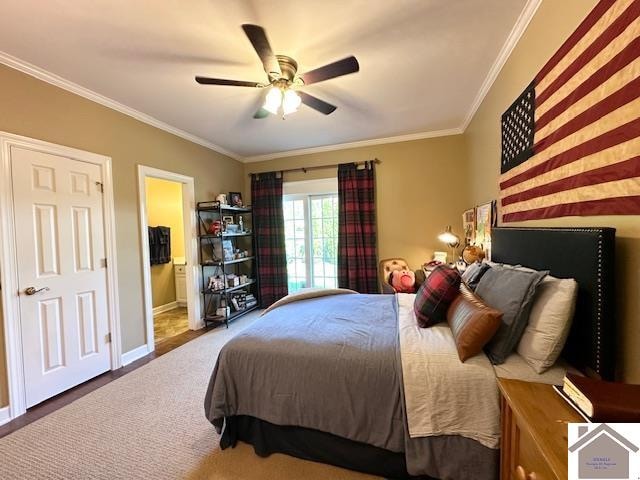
xmin=204 ymin=227 xmax=616 ymax=480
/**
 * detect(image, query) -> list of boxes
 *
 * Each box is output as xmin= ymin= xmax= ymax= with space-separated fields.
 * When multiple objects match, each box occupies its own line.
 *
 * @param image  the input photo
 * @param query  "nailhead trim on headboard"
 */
xmin=596 ymin=233 xmax=602 ymax=373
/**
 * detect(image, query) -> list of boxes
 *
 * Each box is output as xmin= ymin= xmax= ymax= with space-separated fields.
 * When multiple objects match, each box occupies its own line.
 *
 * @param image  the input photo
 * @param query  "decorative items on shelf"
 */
xmin=234 ymin=249 xmax=250 ymax=259
xmin=222 ymin=215 xmax=234 ymax=228
xmin=204 ymin=219 xmax=222 ymax=235
xmin=222 ymin=240 xmax=234 ymax=261
xmin=229 ymin=291 xmax=257 ymax=311
xmin=207 ymin=274 xmax=254 ymax=292
xmin=230 ymin=292 xmax=246 ymax=311
xmin=197 ymin=200 xmax=258 ymax=328
xmin=216 ymin=298 xmax=230 ymax=317
xmin=207 ymin=275 xmax=225 ymax=291
xmin=226 ymin=274 xmax=240 ymax=288
xmin=225 ymin=223 xmax=240 ymax=234
xmin=245 ymin=293 xmax=257 ymax=309
xmin=229 ymin=192 xmax=243 ymax=207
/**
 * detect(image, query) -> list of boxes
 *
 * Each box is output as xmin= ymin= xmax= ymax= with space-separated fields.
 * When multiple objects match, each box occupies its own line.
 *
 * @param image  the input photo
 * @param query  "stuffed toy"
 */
xmin=388 ymin=269 xmax=417 ymax=293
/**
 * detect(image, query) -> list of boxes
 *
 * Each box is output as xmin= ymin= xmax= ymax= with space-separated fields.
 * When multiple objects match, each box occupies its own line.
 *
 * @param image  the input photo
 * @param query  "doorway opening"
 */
xmin=137 ymin=166 xmax=200 ymax=353
xmin=145 ymin=178 xmax=189 ymax=346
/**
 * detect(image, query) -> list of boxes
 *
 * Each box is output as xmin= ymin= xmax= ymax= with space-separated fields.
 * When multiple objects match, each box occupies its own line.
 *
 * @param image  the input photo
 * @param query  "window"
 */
xmin=283 ymin=198 xmax=307 ymax=292
xmin=283 ymin=193 xmax=339 ymax=293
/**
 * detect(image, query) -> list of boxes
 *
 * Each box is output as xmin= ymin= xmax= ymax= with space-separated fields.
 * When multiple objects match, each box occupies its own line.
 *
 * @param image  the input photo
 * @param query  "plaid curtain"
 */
xmin=337 ymin=161 xmax=378 ymax=293
xmin=251 ymin=172 xmax=288 ymax=307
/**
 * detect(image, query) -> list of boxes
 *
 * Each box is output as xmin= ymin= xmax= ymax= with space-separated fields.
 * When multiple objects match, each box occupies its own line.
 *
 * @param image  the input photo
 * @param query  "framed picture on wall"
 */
xmin=229 ymin=192 xmax=243 ymax=207
xmin=475 ymin=201 xmax=495 ymax=259
xmin=462 ymin=208 xmax=475 ymax=246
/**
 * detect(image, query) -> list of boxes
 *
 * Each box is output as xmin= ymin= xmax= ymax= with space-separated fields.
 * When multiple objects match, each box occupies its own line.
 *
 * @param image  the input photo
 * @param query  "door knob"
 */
xmin=24 ymin=286 xmax=50 ymax=296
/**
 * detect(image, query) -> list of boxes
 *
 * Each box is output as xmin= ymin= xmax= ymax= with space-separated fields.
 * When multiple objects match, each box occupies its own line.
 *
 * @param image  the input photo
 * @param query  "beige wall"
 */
xmin=244 ymin=135 xmax=469 ymax=269
xmin=464 ymin=0 xmax=640 ymax=382
xmin=0 ymin=64 xmax=245 ymax=406
xmin=145 ymin=178 xmax=185 ymax=308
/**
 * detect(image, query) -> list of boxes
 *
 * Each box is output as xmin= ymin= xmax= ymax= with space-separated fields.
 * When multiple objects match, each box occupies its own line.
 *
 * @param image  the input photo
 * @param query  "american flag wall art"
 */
xmin=499 ymin=0 xmax=640 ymax=223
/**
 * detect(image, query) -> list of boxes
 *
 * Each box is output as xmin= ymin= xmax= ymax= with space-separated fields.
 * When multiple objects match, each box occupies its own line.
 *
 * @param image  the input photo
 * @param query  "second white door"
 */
xmin=11 ymin=146 xmax=111 ymax=408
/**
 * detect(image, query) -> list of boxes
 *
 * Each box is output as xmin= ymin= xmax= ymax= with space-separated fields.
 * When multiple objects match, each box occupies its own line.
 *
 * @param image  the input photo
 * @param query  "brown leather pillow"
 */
xmin=447 ymin=284 xmax=503 ymax=362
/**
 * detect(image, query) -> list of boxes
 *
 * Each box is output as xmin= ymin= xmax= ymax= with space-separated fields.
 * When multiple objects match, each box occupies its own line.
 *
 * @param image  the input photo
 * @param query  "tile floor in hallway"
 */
xmin=154 ymin=307 xmax=189 ymax=345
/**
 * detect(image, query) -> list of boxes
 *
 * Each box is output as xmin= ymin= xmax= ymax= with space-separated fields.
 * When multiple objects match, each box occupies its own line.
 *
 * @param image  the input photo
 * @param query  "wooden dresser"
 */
xmin=498 ymin=378 xmax=583 ymax=480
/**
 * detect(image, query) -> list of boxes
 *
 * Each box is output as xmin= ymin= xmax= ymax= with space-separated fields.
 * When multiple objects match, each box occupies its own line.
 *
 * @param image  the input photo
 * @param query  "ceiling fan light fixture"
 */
xmin=282 ymin=89 xmax=302 ymax=115
xmin=263 ymin=87 xmax=282 ymax=115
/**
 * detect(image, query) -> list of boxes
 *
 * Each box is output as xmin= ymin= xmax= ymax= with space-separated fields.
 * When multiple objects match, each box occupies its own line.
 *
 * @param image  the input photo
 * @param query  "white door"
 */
xmin=11 ymin=146 xmax=111 ymax=407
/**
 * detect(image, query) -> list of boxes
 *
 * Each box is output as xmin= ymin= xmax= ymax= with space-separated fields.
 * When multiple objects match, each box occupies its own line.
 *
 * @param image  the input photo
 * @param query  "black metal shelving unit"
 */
xmin=197 ymin=201 xmax=259 ymax=328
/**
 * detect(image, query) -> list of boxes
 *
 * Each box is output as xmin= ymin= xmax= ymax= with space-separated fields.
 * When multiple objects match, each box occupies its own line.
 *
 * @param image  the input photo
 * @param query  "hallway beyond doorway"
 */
xmin=154 ymin=307 xmax=189 ymax=346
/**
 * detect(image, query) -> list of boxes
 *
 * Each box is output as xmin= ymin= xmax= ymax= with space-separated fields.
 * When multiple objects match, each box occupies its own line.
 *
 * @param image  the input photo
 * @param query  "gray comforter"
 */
xmin=204 ymin=294 xmax=497 ymax=480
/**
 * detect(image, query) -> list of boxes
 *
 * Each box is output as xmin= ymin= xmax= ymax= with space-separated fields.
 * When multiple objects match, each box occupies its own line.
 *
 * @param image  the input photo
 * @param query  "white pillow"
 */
xmin=516 ymin=275 xmax=578 ymax=373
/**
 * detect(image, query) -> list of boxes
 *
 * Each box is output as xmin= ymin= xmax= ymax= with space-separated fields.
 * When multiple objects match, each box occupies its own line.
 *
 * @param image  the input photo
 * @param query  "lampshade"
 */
xmin=263 ymin=87 xmax=282 ymax=115
xmin=438 ymin=226 xmax=460 ymax=247
xmin=282 ymin=89 xmax=301 ymax=115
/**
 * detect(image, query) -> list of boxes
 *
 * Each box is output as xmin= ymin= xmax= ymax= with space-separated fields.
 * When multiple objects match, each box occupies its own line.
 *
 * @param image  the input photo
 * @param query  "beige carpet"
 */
xmin=0 ymin=312 xmax=379 ymax=479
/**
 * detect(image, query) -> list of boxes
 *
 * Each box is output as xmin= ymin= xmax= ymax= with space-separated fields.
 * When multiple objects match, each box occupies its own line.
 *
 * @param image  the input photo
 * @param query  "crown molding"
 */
xmin=2 ymin=0 xmax=539 ymax=165
xmin=0 ymin=51 xmax=241 ymax=161
xmin=460 ymin=0 xmax=542 ymax=131
xmin=241 ymin=127 xmax=464 ymax=163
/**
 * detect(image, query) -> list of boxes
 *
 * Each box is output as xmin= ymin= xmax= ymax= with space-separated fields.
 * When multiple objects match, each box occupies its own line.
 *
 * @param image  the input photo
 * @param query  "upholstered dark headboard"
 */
xmin=491 ymin=227 xmax=616 ymax=380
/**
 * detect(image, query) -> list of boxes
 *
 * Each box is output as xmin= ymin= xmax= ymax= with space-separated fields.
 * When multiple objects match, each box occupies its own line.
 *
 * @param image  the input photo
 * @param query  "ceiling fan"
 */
xmin=195 ymin=24 xmax=360 ymax=118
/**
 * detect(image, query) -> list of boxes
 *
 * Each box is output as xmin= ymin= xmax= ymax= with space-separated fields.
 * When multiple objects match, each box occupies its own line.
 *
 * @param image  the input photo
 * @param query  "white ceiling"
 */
xmin=0 ymin=0 xmax=533 ymax=161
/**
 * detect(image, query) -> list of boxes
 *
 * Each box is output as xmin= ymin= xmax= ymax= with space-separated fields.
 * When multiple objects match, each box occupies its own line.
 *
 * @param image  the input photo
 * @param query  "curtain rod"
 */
xmin=248 ymin=158 xmax=380 ymax=177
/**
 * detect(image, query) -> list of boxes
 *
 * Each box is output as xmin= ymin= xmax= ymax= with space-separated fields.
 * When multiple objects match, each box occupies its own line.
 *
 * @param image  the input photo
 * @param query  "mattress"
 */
xmin=204 ymin=293 xmax=498 ymax=479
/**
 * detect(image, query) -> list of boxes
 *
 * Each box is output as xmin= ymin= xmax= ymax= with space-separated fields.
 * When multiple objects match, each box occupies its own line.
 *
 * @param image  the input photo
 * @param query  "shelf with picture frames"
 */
xmin=203 ymin=279 xmax=256 ymax=295
xmin=198 ymin=204 xmax=252 ymax=213
xmin=196 ymin=200 xmax=259 ymax=328
xmin=199 ymin=232 xmax=253 ymax=239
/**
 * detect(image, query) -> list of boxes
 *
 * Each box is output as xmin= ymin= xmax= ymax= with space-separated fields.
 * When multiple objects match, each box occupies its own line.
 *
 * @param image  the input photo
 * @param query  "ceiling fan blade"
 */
xmin=195 ymin=76 xmax=261 ymax=87
xmin=241 ymin=24 xmax=282 ymax=79
xmin=299 ymin=92 xmax=337 ymax=115
xmin=299 ymin=56 xmax=359 ymax=85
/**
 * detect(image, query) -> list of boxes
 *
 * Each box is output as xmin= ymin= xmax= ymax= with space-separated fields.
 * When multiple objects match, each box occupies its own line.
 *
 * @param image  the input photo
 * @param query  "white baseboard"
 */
xmin=121 ymin=344 xmax=150 ymax=366
xmin=0 ymin=406 xmax=11 ymax=426
xmin=153 ymin=301 xmax=178 ymax=315
xmin=176 ymin=300 xmax=187 ymax=307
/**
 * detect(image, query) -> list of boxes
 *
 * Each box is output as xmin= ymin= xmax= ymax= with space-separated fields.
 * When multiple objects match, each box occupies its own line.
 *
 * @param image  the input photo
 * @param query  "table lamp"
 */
xmin=437 ymin=226 xmax=460 ymax=264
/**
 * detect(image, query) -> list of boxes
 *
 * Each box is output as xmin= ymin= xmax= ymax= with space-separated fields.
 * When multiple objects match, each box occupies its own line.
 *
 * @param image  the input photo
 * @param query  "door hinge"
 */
xmin=105 ymin=332 xmax=111 ymax=343
xmin=101 ymin=258 xmax=107 ymax=268
xmin=95 ymin=181 xmax=104 ymax=193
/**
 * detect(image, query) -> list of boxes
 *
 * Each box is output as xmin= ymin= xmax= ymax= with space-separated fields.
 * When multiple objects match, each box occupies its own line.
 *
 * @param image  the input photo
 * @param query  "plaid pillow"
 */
xmin=414 ymin=265 xmax=461 ymax=327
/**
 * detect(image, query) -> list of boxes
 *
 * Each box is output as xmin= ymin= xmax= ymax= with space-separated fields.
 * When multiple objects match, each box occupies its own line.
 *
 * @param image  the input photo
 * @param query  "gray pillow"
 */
xmin=461 ymin=262 xmax=482 ymax=283
xmin=464 ymin=263 xmax=491 ymax=291
xmin=475 ymin=265 xmax=548 ymax=364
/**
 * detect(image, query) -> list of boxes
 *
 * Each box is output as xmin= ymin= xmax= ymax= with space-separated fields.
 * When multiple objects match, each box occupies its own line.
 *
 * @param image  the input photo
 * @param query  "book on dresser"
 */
xmin=555 ymin=372 xmax=640 ymax=422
